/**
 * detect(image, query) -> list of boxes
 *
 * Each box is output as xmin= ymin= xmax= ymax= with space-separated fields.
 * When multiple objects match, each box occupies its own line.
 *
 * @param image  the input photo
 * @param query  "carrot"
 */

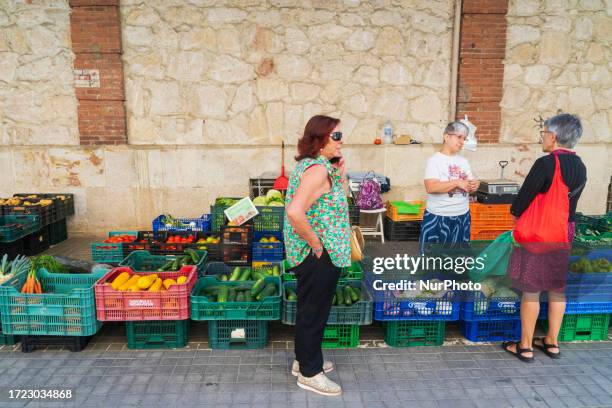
xmin=35 ymin=280 xmax=42 ymax=294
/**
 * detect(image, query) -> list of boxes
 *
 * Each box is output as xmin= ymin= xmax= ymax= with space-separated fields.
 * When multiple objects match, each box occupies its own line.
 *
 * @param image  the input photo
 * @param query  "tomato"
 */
xmin=374 ymin=138 xmax=382 ymax=145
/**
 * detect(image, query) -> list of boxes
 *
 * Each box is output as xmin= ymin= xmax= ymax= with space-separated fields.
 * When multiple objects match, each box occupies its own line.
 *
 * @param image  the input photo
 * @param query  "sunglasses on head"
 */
xmin=330 ymin=131 xmax=343 ymax=141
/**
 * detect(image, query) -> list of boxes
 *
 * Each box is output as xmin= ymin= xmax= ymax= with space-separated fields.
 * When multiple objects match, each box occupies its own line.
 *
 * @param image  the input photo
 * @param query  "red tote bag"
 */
xmin=513 ymin=154 xmax=570 ymax=253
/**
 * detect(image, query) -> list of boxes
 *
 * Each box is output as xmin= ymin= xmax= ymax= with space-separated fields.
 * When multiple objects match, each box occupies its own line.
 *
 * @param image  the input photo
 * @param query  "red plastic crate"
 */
xmin=470 ymin=203 xmax=515 ymax=231
xmin=94 ymin=266 xmax=196 ymax=321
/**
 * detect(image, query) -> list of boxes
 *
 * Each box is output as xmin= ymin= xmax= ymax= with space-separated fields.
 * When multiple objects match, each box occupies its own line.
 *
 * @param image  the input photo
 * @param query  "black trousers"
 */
xmin=293 ymin=249 xmax=340 ymax=377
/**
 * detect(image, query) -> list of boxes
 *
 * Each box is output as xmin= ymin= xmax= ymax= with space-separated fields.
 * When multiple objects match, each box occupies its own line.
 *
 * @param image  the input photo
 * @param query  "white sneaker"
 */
xmin=297 ymin=372 xmax=342 ymax=396
xmin=291 ymin=359 xmax=334 ymax=376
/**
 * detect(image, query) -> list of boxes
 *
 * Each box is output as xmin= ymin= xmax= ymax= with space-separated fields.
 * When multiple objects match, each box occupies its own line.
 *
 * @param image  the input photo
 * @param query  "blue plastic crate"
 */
xmin=252 ymin=231 xmax=284 ymax=263
xmin=366 ymin=275 xmax=459 ymax=321
xmin=152 ymin=214 xmax=211 ymax=234
xmin=460 ymin=291 xmax=521 ymax=321
xmin=540 ymin=300 xmax=612 ymax=316
xmin=460 ymin=318 xmax=521 ymax=342
xmin=567 ymin=249 xmax=612 ymax=286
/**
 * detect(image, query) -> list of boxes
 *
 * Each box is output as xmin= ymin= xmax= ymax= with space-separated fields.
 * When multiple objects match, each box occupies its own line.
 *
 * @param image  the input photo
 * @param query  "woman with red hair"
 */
xmin=284 ymin=115 xmax=351 ymax=397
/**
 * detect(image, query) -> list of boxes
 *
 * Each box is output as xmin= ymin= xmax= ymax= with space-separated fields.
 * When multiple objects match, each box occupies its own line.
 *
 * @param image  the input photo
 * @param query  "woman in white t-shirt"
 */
xmin=419 ymin=122 xmax=479 ymax=253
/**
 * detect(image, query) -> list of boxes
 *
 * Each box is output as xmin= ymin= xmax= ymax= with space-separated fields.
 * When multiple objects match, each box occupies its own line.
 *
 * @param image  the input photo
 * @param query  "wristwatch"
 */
xmin=312 ymin=246 xmax=324 ymax=257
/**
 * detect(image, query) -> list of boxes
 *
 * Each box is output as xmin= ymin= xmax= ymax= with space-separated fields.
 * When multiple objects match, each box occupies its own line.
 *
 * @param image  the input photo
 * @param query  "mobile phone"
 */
xmin=329 ymin=157 xmax=341 ymax=164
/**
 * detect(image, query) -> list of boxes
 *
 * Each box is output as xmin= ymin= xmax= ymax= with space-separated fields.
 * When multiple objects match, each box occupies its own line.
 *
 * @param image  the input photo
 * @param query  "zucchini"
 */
xmin=331 ymin=294 xmax=337 ymax=306
xmin=227 ymin=288 xmax=237 ymax=302
xmin=256 ymin=283 xmax=277 ymax=301
xmin=343 ymin=286 xmax=353 ymax=306
xmin=272 ymin=265 xmax=280 ymax=277
xmin=218 ymin=274 xmax=228 ymax=281
xmin=250 ymin=277 xmax=266 ymax=296
xmin=181 ymin=255 xmax=192 ymax=266
xmin=346 ymin=285 xmax=359 ymax=302
xmin=170 ymin=258 xmax=179 ymax=271
xmin=229 ymin=267 xmax=242 ymax=281
xmin=184 ymin=248 xmax=200 ymax=264
xmin=353 ymin=288 xmax=361 ymax=300
xmin=217 ymin=286 xmax=229 ymax=303
xmin=239 ymin=267 xmax=251 ymax=281
xmin=251 ymin=270 xmax=265 ymax=281
xmin=335 ymin=288 xmax=344 ymax=306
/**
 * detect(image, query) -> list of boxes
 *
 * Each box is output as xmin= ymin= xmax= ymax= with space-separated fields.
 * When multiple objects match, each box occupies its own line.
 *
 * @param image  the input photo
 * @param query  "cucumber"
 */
xmin=159 ymin=260 xmax=174 ymax=272
xmin=184 ymin=248 xmax=200 ymax=264
xmin=236 ymin=291 xmax=245 ymax=302
xmin=218 ymin=274 xmax=228 ymax=281
xmin=346 ymin=285 xmax=359 ymax=302
xmin=343 ymin=286 xmax=353 ymax=306
xmin=272 ymin=265 xmax=280 ymax=277
xmin=239 ymin=267 xmax=251 ymax=281
xmin=227 ymin=288 xmax=237 ymax=302
xmin=229 ymin=267 xmax=242 ymax=281
xmin=251 ymin=270 xmax=265 ymax=281
xmin=335 ymin=288 xmax=344 ymax=306
xmin=181 ymin=255 xmax=192 ymax=266
xmin=217 ymin=286 xmax=229 ymax=303
xmin=256 ymin=283 xmax=277 ymax=301
xmin=250 ymin=277 xmax=266 ymax=296
xmin=331 ymin=294 xmax=337 ymax=306
xmin=353 ymin=288 xmax=361 ymax=300
xmin=170 ymin=258 xmax=179 ymax=271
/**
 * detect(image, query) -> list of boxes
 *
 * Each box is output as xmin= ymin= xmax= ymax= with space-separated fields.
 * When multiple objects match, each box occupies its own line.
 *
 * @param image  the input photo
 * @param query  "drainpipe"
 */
xmin=449 ymin=0 xmax=462 ymax=121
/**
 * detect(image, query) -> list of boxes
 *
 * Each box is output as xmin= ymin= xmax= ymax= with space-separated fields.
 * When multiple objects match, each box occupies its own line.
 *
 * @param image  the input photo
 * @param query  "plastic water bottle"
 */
xmin=383 ymin=121 xmax=393 ymax=144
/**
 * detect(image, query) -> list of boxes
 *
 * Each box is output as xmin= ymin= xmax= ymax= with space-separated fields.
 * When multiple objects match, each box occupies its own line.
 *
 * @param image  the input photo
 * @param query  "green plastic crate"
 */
xmin=281 ymin=259 xmax=363 ymax=282
xmin=90 ymin=231 xmax=139 ymax=263
xmin=0 ymin=268 xmax=105 ymax=336
xmin=282 ymin=280 xmax=372 ymax=325
xmin=254 ymin=206 xmax=285 ymax=232
xmin=208 ymin=319 xmax=268 ymax=349
xmin=0 ymin=324 xmax=17 ymax=346
xmin=191 ymin=276 xmax=282 ymax=321
xmin=126 ymin=320 xmax=189 ymax=349
xmin=120 ymin=250 xmax=208 ymax=276
xmin=543 ymin=313 xmax=610 ymax=342
xmin=322 ymin=324 xmax=359 ymax=349
xmin=210 ymin=197 xmax=242 ymax=231
xmin=383 ymin=321 xmax=445 ymax=347
xmin=0 ymin=215 xmax=40 ymax=243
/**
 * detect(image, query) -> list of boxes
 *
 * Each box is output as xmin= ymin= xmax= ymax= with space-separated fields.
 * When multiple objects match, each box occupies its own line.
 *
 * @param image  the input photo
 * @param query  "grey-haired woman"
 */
xmin=419 ymin=121 xmax=479 ymax=253
xmin=503 ymin=113 xmax=587 ymax=362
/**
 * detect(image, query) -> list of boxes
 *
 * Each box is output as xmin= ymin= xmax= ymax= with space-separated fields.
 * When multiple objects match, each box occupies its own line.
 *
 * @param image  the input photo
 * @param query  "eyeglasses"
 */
xmin=330 ymin=131 xmax=343 ymax=141
xmin=539 ymin=130 xmax=553 ymax=144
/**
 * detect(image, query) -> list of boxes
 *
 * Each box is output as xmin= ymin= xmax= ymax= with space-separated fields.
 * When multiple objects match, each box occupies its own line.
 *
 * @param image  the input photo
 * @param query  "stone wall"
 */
xmin=0 ymin=0 xmax=78 ymax=145
xmin=121 ymin=0 xmax=455 ymax=145
xmin=502 ymin=0 xmax=611 ymax=145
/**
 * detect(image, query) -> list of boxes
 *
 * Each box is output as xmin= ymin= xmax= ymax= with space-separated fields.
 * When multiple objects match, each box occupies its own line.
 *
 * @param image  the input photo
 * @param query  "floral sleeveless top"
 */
xmin=283 ymin=156 xmax=351 ymax=268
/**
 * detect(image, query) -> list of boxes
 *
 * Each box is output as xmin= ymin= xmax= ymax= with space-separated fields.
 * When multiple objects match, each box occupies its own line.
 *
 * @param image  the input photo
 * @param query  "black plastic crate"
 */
xmin=47 ymin=219 xmax=68 ymax=245
xmin=123 ymin=231 xmax=156 ymax=257
xmin=254 ymin=207 xmax=284 ymax=232
xmin=195 ymin=232 xmax=221 ymax=261
xmin=22 ymin=227 xmax=50 ymax=256
xmin=347 ymin=197 xmax=360 ymax=226
xmin=221 ymin=225 xmax=253 ymax=245
xmin=221 ymin=243 xmax=252 ymax=266
xmin=21 ymin=334 xmax=92 ymax=353
xmin=0 ymin=239 xmax=24 ymax=261
xmin=210 ymin=197 xmax=243 ymax=231
xmin=4 ymin=200 xmax=61 ymax=227
xmin=384 ymin=217 xmax=421 ymax=241
xmin=13 ymin=193 xmax=75 ymax=216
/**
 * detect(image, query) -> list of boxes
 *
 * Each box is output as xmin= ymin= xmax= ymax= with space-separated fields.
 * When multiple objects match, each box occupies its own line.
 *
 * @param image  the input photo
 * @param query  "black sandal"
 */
xmin=502 ymin=341 xmax=534 ymax=363
xmin=533 ymin=337 xmax=561 ymax=359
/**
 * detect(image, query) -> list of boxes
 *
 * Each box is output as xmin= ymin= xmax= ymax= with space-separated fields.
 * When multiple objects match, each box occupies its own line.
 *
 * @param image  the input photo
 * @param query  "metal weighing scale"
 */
xmin=477 ymin=161 xmax=521 ymax=204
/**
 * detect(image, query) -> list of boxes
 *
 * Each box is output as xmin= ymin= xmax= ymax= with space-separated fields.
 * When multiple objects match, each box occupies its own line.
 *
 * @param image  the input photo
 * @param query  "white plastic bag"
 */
xmin=460 ymin=114 xmax=477 ymax=151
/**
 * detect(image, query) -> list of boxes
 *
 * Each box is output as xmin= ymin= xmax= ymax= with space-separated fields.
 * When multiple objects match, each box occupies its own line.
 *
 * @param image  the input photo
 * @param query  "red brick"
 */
xmin=70 ymin=6 xmax=121 ymax=54
xmin=73 ymin=53 xmax=124 ymax=101
xmin=463 ymin=0 xmax=508 ymax=14
xmin=70 ymin=0 xmax=118 ymax=5
xmin=77 ymin=100 xmax=126 ymax=144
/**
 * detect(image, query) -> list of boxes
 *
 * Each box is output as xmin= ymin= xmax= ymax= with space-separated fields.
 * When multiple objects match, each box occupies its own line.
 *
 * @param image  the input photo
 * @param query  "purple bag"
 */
xmin=356 ymin=172 xmax=384 ymax=210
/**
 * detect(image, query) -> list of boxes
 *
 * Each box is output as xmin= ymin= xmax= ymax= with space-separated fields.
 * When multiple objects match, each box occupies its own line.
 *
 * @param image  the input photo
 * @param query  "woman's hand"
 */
xmin=331 ymin=157 xmax=346 ymax=178
xmin=467 ymin=179 xmax=480 ymax=193
xmin=455 ymin=179 xmax=470 ymax=192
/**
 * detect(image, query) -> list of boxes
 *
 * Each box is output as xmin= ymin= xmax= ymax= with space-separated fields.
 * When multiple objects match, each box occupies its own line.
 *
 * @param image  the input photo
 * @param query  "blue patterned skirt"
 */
xmin=419 ymin=210 xmax=471 ymax=254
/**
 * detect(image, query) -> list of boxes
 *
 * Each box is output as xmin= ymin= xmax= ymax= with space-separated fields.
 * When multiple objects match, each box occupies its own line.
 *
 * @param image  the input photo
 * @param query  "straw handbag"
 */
xmin=350 ymin=226 xmax=364 ymax=262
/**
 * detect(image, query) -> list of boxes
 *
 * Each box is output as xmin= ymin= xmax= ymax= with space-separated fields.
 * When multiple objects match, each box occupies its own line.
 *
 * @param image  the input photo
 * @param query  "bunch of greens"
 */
xmin=30 ymin=255 xmax=69 ymax=274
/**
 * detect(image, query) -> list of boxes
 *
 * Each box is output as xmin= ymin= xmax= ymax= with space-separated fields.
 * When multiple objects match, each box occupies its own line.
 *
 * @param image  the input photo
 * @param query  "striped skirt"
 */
xmin=419 ymin=210 xmax=471 ymax=254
